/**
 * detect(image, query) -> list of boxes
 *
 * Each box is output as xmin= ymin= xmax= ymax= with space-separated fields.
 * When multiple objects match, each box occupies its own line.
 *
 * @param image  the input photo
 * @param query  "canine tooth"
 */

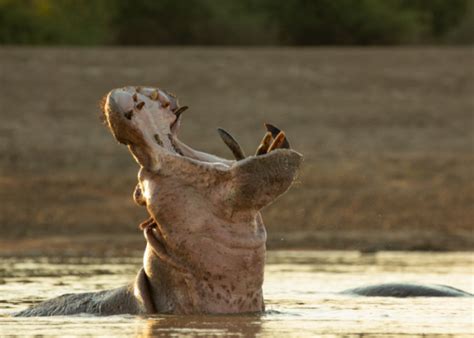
xmin=174 ymin=106 xmax=188 ymax=118
xmin=217 ymin=128 xmax=245 ymax=160
xmin=268 ymin=131 xmax=287 ymax=152
xmin=136 ymin=101 xmax=145 ymax=110
xmin=170 ymin=106 xmax=188 ymax=131
xmin=255 ymin=132 xmax=273 ymax=155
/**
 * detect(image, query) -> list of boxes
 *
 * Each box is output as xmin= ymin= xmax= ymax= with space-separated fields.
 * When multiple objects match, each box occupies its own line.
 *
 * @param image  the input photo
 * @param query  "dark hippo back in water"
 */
xmin=342 ymin=283 xmax=473 ymax=297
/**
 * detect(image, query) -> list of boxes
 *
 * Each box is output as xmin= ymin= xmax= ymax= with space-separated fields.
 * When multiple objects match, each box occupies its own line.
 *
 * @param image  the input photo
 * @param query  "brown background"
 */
xmin=0 ymin=47 xmax=472 ymax=254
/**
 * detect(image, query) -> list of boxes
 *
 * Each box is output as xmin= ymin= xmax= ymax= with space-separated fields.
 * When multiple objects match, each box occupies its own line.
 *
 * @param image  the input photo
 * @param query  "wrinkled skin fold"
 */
xmin=15 ymin=86 xmax=471 ymax=317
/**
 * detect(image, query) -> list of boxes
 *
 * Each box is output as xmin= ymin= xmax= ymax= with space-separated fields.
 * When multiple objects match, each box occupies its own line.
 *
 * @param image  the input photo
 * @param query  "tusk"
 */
xmin=268 ymin=131 xmax=287 ymax=152
xmin=264 ymin=123 xmax=290 ymax=148
xmin=217 ymin=128 xmax=246 ymax=160
xmin=174 ymin=106 xmax=188 ymax=118
xmin=170 ymin=106 xmax=188 ymax=132
xmin=255 ymin=132 xmax=273 ymax=155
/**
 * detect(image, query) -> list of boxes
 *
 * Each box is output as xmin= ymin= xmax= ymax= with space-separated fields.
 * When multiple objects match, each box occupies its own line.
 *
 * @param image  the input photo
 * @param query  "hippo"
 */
xmin=15 ymin=86 xmax=471 ymax=317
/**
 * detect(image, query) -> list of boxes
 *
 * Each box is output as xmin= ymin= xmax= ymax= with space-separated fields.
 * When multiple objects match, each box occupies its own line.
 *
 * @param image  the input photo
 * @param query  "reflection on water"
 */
xmin=0 ymin=251 xmax=472 ymax=337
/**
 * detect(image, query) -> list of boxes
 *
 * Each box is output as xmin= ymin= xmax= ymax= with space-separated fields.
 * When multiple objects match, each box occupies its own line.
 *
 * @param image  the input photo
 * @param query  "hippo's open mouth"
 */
xmin=102 ymin=86 xmax=191 ymax=168
xmin=102 ymin=86 xmax=294 ymax=171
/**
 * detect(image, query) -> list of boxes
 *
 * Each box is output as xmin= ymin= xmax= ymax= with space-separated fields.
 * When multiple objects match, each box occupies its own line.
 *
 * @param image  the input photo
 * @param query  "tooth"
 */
xmin=170 ymin=106 xmax=188 ymax=131
xmin=150 ymin=90 xmax=159 ymax=100
xmin=217 ymin=128 xmax=245 ymax=160
xmin=267 ymin=131 xmax=287 ymax=152
xmin=264 ymin=123 xmax=280 ymax=138
xmin=136 ymin=101 xmax=145 ymax=110
xmin=174 ymin=106 xmax=188 ymax=118
xmin=264 ymin=123 xmax=290 ymax=148
xmin=255 ymin=132 xmax=273 ymax=155
xmin=156 ymin=91 xmax=171 ymax=108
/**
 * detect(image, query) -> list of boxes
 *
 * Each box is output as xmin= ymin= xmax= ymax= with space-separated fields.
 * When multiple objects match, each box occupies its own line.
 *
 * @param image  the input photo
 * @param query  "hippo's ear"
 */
xmin=228 ymin=149 xmax=302 ymax=211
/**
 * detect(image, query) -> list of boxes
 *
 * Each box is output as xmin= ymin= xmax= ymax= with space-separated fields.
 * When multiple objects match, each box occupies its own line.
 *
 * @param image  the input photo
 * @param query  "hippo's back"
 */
xmin=342 ymin=283 xmax=472 ymax=297
xmin=14 ymin=285 xmax=140 ymax=317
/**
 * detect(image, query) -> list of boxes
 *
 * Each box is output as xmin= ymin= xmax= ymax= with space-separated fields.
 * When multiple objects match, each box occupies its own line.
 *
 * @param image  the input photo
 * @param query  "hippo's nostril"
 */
xmin=132 ymin=93 xmax=138 ymax=102
xmin=124 ymin=110 xmax=133 ymax=120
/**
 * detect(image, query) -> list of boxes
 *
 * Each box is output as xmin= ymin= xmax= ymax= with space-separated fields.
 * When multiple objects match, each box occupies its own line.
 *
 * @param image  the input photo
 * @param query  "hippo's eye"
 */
xmin=124 ymin=110 xmax=133 ymax=120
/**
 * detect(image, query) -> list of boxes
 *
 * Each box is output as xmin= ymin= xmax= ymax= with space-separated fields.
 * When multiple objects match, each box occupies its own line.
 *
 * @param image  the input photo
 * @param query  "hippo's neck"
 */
xmin=143 ymin=214 xmax=267 ymax=314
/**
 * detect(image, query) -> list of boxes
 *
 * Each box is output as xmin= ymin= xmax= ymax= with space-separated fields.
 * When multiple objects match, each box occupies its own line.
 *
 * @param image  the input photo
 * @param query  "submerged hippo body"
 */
xmin=15 ymin=87 xmax=471 ymax=317
xmin=342 ymin=283 xmax=472 ymax=297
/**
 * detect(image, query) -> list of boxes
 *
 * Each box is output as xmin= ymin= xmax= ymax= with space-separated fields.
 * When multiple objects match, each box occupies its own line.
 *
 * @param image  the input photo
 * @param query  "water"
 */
xmin=0 ymin=251 xmax=472 ymax=337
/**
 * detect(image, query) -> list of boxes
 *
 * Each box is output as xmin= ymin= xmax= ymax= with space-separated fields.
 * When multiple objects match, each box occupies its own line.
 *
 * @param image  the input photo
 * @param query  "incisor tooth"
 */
xmin=255 ymin=132 xmax=273 ymax=155
xmin=150 ymin=91 xmax=159 ymax=100
xmin=268 ymin=131 xmax=287 ymax=152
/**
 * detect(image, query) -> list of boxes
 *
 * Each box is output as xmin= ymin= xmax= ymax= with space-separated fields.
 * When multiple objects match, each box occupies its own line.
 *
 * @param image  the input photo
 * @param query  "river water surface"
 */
xmin=0 ymin=251 xmax=472 ymax=337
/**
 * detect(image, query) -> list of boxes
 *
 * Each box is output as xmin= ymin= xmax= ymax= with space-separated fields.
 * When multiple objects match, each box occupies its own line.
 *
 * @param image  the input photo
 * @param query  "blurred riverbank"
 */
xmin=0 ymin=47 xmax=472 ymax=252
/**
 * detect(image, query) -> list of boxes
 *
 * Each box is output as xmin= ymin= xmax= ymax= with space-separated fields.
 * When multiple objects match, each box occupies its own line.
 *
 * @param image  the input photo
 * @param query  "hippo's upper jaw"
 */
xmin=103 ymin=86 xmax=302 ymax=314
xmin=104 ymin=86 xmax=189 ymax=170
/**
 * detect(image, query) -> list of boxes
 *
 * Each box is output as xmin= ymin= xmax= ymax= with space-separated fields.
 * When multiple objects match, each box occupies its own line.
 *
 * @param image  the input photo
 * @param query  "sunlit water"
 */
xmin=0 ymin=251 xmax=472 ymax=337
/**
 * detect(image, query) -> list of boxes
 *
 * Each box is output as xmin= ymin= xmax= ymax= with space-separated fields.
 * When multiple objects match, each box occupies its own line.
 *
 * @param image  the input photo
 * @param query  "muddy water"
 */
xmin=0 ymin=251 xmax=472 ymax=337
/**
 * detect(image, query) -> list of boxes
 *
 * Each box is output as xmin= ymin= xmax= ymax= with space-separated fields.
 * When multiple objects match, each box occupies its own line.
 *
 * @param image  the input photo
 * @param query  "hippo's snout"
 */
xmin=105 ymin=89 xmax=135 ymax=120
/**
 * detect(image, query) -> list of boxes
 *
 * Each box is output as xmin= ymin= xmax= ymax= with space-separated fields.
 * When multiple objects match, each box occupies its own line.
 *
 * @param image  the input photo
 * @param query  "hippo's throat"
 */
xmin=143 ymin=221 xmax=266 ymax=314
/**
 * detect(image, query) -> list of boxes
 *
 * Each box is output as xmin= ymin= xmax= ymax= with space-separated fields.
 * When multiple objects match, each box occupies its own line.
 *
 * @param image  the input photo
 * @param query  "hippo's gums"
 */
xmin=15 ymin=87 xmax=471 ymax=317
